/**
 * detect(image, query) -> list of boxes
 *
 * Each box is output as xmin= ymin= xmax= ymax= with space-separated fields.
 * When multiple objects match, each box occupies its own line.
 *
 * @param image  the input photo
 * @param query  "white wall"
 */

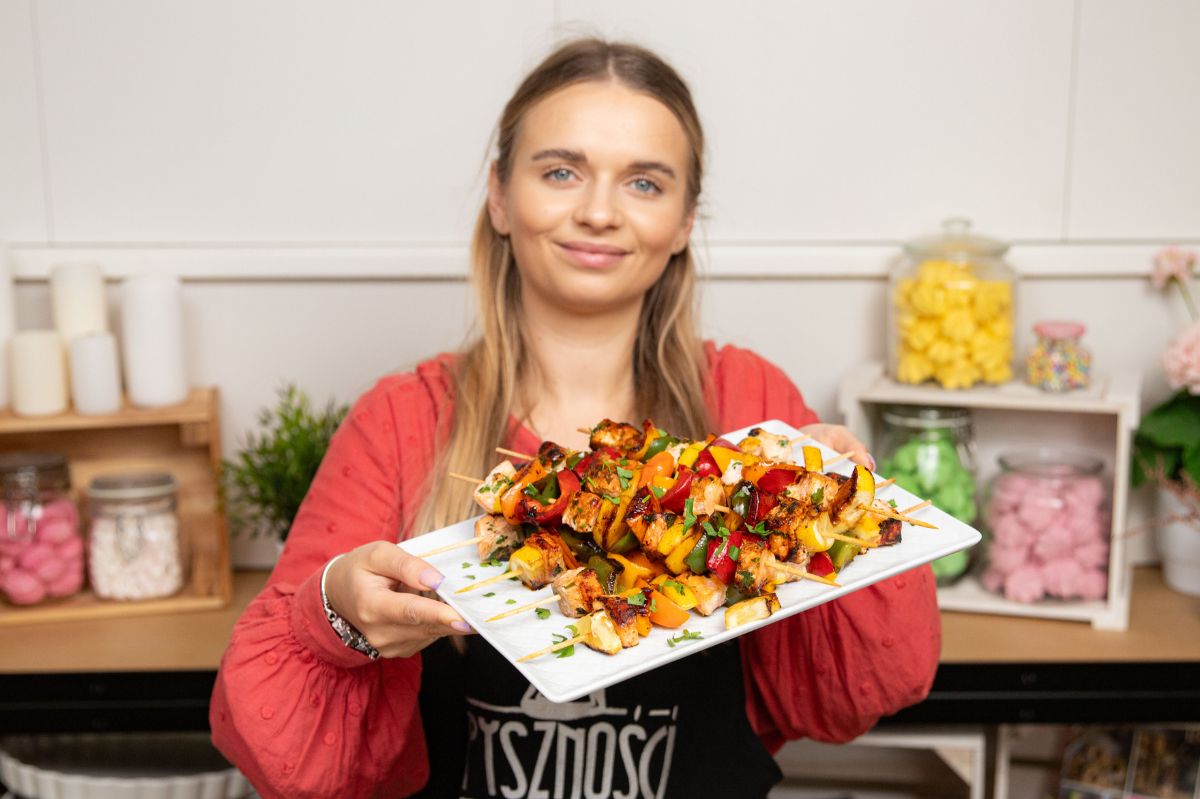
xmin=3 ymin=1 xmax=1197 ymax=566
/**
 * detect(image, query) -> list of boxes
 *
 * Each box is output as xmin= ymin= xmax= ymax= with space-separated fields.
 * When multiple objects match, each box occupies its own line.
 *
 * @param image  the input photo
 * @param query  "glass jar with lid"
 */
xmin=0 ymin=452 xmax=85 ymax=605
xmin=875 ymin=405 xmax=978 ymax=585
xmin=890 ymin=217 xmax=1017 ymax=389
xmin=87 ymin=472 xmax=185 ymax=600
xmin=1025 ymin=320 xmax=1092 ymax=392
xmin=980 ymin=450 xmax=1109 ymax=603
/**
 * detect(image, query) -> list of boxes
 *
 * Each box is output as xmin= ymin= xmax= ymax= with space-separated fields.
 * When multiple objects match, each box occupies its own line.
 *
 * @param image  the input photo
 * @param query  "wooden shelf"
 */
xmin=0 ymin=388 xmax=231 ymax=627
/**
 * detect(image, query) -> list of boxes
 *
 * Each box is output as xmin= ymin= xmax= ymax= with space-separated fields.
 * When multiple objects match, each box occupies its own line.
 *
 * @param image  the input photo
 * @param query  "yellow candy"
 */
xmin=927 ymin=337 xmax=962 ymax=365
xmin=903 ymin=319 xmax=939 ymax=351
xmin=897 ymin=351 xmax=934 ymax=384
xmin=909 ymin=282 xmax=947 ymax=316
xmin=941 ymin=308 xmax=978 ymax=342
xmin=982 ymin=361 xmax=1013 ymax=384
xmin=936 ymin=358 xmax=981 ymax=390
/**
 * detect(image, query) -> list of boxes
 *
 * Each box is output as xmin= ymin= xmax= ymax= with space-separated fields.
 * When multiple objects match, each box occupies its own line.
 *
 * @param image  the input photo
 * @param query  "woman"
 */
xmin=210 ymin=39 xmax=941 ymax=799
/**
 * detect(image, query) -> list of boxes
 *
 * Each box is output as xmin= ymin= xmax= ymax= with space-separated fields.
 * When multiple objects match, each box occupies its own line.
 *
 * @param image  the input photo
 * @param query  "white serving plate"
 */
xmin=399 ymin=419 xmax=981 ymax=704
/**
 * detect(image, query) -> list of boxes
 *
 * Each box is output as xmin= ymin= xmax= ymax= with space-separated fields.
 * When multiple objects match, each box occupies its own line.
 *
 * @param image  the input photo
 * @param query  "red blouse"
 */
xmin=210 ymin=344 xmax=941 ymax=798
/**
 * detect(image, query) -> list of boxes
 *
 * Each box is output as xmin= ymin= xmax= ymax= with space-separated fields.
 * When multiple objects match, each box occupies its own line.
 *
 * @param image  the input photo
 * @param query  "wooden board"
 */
xmin=0 ymin=388 xmax=232 ymax=627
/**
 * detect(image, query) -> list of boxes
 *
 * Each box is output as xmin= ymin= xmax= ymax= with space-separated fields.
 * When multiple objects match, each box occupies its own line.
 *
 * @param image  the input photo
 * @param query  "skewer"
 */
xmin=449 ymin=472 xmax=483 ymax=485
xmin=519 ymin=633 xmax=586 ymax=662
xmin=416 ymin=536 xmax=483 ymax=558
xmin=876 ymin=477 xmax=896 ymax=489
xmin=828 ymin=532 xmax=878 ymax=549
xmin=486 ymin=594 xmax=558 ymax=622
xmin=577 ymin=427 xmax=592 ymax=436
xmin=875 ymin=509 xmax=937 ymax=529
xmin=496 ymin=447 xmax=534 ymax=461
xmin=902 ymin=499 xmax=932 ymax=514
xmin=455 ymin=569 xmax=519 ymax=593
xmin=823 ymin=449 xmax=863 ymax=467
xmin=773 ymin=562 xmax=840 ymax=587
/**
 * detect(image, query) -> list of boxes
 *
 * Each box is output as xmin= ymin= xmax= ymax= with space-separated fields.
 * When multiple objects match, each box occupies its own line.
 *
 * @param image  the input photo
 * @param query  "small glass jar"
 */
xmin=1025 ymin=320 xmax=1092 ymax=392
xmin=981 ymin=450 xmax=1109 ymax=603
xmin=889 ymin=217 xmax=1017 ymax=389
xmin=87 ymin=473 xmax=185 ymax=600
xmin=0 ymin=452 xmax=85 ymax=605
xmin=876 ymin=406 xmax=978 ymax=585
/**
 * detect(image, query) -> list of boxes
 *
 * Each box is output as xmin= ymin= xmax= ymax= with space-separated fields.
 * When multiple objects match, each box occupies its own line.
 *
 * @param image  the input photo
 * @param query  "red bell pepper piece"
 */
xmin=694 ymin=448 xmax=721 ymax=477
xmin=711 ymin=437 xmax=739 ymax=451
xmin=808 ymin=550 xmax=835 ymax=578
xmin=756 ymin=467 xmax=798 ymax=495
xmin=517 ymin=468 xmax=580 ymax=526
xmin=706 ymin=529 xmax=744 ymax=584
xmin=748 ymin=489 xmax=777 ymax=525
xmin=659 ymin=465 xmax=695 ymax=514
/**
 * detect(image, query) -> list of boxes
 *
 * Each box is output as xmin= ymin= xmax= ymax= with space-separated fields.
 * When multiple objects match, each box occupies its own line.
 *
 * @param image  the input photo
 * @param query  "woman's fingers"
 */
xmin=800 ymin=423 xmax=877 ymax=471
xmin=367 ymin=591 xmax=474 ymax=637
xmin=366 ymin=541 xmax=445 ymax=592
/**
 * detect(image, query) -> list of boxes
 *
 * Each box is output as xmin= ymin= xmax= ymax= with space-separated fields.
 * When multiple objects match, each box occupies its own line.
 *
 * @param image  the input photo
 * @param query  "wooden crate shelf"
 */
xmin=0 ymin=388 xmax=232 ymax=627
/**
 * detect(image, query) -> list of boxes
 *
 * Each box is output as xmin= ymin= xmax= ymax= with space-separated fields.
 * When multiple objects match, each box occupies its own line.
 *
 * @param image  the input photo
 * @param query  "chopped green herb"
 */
xmin=461 ymin=562 xmax=471 ymax=569
xmin=603 ymin=494 xmax=620 ymax=505
xmin=888 ymin=498 xmax=898 ymax=509
xmin=464 ymin=574 xmax=475 ymax=580
xmin=682 ymin=498 xmax=697 ymax=532
xmin=811 ymin=486 xmax=825 ymax=506
xmin=667 ymin=629 xmax=703 ymax=648
xmin=626 ymin=591 xmax=647 ymax=607
xmin=747 ymin=521 xmax=770 ymax=536
xmin=728 ymin=545 xmax=741 ymax=561
xmin=650 ymin=485 xmax=666 ymax=499
xmin=480 ymin=559 xmax=503 ymax=568
xmin=506 ymin=598 xmax=517 ymax=605
xmin=663 ymin=579 xmax=685 ymax=595
xmin=535 ymin=608 xmax=551 ymax=619
xmin=616 ymin=466 xmax=635 ymax=490
xmin=523 ymin=483 xmax=540 ymax=498
xmin=552 ymin=625 xmax=577 ymax=658
xmin=649 ymin=599 xmax=657 ymax=613
xmin=508 ymin=575 xmax=520 ymax=581
xmin=478 ymin=484 xmax=494 ymax=494
xmin=483 ymin=592 xmax=496 ymax=598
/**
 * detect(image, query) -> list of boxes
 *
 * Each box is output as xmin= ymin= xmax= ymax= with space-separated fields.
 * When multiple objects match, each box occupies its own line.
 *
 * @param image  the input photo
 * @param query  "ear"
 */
xmin=487 ymin=161 xmax=510 ymax=236
xmin=670 ymin=204 xmax=697 ymax=255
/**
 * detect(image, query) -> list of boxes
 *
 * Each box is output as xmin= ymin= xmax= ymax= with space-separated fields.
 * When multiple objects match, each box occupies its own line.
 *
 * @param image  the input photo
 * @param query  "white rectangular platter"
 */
xmin=397 ymin=419 xmax=981 ymax=703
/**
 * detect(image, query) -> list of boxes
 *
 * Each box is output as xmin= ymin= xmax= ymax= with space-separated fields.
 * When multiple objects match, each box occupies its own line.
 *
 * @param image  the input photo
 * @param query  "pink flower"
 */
xmin=1162 ymin=320 xmax=1200 ymax=395
xmin=1152 ymin=247 xmax=1196 ymax=289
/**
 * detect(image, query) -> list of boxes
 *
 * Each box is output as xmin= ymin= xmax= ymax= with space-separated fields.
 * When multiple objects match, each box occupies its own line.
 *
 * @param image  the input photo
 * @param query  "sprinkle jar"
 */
xmin=1025 ymin=320 xmax=1091 ymax=392
xmin=87 ymin=472 xmax=185 ymax=600
xmin=0 ymin=452 xmax=85 ymax=605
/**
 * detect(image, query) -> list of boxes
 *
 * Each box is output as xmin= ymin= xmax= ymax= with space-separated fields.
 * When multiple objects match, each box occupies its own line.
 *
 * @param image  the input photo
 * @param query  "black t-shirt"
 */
xmin=414 ymin=634 xmax=782 ymax=799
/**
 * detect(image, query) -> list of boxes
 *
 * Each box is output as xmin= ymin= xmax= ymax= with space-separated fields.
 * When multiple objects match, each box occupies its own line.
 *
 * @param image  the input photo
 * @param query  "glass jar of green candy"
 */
xmin=876 ymin=406 xmax=978 ymax=585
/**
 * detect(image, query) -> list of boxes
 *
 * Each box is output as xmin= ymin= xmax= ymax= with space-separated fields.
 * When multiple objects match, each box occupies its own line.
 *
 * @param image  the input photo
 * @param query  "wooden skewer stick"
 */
xmin=518 ymin=633 xmax=587 ymax=662
xmin=577 ymin=427 xmax=593 ymax=436
xmin=823 ymin=449 xmax=862 ymax=467
xmin=455 ymin=569 xmax=519 ymax=593
xmin=496 ymin=447 xmax=534 ymax=461
xmin=876 ymin=477 xmax=896 ymax=489
xmin=449 ymin=472 xmax=483 ymax=486
xmin=713 ymin=504 xmax=732 ymax=514
xmin=773 ymin=562 xmax=840 ymax=587
xmin=416 ymin=536 xmax=482 ymax=558
xmin=902 ymin=499 xmax=932 ymax=514
xmin=876 ymin=509 xmax=938 ymax=529
xmin=486 ymin=594 xmax=558 ymax=622
xmin=828 ymin=532 xmax=878 ymax=549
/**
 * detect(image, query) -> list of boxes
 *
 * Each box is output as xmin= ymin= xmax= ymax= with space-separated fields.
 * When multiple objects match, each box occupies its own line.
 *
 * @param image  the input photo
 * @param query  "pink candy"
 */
xmin=0 ymin=501 xmax=85 ymax=606
xmin=984 ymin=468 xmax=1109 ymax=603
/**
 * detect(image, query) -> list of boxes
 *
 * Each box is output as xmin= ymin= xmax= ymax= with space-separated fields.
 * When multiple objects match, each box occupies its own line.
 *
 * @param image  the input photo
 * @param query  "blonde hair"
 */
xmin=412 ymin=38 xmax=712 ymax=534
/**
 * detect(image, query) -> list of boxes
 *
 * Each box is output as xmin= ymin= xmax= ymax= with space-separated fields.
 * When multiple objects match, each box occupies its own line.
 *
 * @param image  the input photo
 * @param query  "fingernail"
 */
xmin=868 ymin=455 xmax=877 ymax=471
xmin=420 ymin=568 xmax=444 ymax=590
xmin=450 ymin=620 xmax=473 ymax=634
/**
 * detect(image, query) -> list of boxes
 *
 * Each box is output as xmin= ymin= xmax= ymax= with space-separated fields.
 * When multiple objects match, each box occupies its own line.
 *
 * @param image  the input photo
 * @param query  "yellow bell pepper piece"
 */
xmin=738 ymin=436 xmax=761 ymax=455
xmin=665 ymin=532 xmax=701 ymax=574
xmin=708 ymin=446 xmax=740 ymax=474
xmin=802 ymin=446 xmax=824 ymax=472
xmin=611 ymin=553 xmax=653 ymax=590
xmin=652 ymin=474 xmax=676 ymax=492
xmin=651 ymin=574 xmax=697 ymax=610
xmin=677 ymin=441 xmax=705 ymax=469
xmin=655 ymin=521 xmax=687 ymax=558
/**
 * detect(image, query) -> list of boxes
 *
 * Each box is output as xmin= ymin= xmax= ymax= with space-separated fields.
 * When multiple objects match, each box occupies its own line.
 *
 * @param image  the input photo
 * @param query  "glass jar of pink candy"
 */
xmin=980 ymin=450 xmax=1109 ymax=603
xmin=0 ymin=452 xmax=85 ymax=605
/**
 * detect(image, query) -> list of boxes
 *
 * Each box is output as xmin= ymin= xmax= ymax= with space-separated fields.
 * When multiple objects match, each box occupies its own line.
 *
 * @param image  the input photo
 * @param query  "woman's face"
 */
xmin=488 ymin=81 xmax=695 ymax=315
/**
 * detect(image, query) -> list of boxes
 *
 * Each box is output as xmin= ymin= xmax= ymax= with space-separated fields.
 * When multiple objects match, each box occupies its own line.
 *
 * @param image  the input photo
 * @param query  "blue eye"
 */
xmin=547 ymin=168 xmax=573 ymax=182
xmin=631 ymin=177 xmax=660 ymax=194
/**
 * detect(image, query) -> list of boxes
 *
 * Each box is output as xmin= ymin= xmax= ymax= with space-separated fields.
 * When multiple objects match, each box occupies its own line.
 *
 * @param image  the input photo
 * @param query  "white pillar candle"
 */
xmin=0 ymin=243 xmax=15 ymax=409
xmin=50 ymin=262 xmax=108 ymax=343
xmin=120 ymin=274 xmax=188 ymax=407
xmin=10 ymin=331 xmax=68 ymax=416
xmin=69 ymin=332 xmax=122 ymax=415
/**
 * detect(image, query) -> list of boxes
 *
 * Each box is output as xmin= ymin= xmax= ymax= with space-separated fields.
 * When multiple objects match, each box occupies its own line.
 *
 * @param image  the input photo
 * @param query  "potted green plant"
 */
xmin=222 ymin=384 xmax=349 ymax=548
xmin=1132 ymin=247 xmax=1200 ymax=595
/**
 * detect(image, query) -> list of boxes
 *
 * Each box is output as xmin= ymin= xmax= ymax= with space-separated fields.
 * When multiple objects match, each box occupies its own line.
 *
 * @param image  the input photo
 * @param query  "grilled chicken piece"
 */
xmin=622 ymin=487 xmax=661 ymax=541
xmin=472 ymin=461 xmax=516 ymax=514
xmin=688 ymin=475 xmax=726 ymax=516
xmin=638 ymin=511 xmax=677 ymax=556
xmin=724 ymin=593 xmax=781 ymax=630
xmin=563 ymin=491 xmax=604 ymax=536
xmin=536 ymin=440 xmax=571 ymax=467
xmin=852 ymin=502 xmax=903 ymax=546
xmin=474 ymin=514 xmax=522 ymax=561
xmin=742 ymin=428 xmax=794 ymax=462
xmin=552 ymin=567 xmax=605 ymax=618
xmin=580 ymin=458 xmax=622 ymax=498
xmin=574 ymin=610 xmax=623 ymax=655
xmin=510 ymin=532 xmax=567 ymax=590
xmin=732 ymin=538 xmax=778 ymax=595
xmin=588 ymin=419 xmax=645 ymax=455
xmin=786 ymin=471 xmax=842 ymax=510
xmin=678 ymin=574 xmax=727 ymax=616
xmin=765 ymin=531 xmax=810 ymax=566
xmin=765 ymin=495 xmax=808 ymax=536
xmin=826 ymin=466 xmax=875 ymax=529
xmin=592 ymin=593 xmax=650 ymax=648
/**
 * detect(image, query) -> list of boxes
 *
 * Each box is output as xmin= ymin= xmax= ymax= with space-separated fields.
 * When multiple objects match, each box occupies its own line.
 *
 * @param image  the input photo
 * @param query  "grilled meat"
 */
xmin=474 ymin=514 xmax=521 ymax=561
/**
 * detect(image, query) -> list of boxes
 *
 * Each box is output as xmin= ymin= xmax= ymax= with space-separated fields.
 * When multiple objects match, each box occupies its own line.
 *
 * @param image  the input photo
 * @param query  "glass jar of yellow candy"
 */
xmin=889 ymin=218 xmax=1016 ymax=389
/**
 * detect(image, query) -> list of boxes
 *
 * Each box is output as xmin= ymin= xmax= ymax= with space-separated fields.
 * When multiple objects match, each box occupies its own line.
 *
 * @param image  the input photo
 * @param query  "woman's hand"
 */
xmin=323 ymin=541 xmax=474 ymax=659
xmin=799 ymin=423 xmax=877 ymax=471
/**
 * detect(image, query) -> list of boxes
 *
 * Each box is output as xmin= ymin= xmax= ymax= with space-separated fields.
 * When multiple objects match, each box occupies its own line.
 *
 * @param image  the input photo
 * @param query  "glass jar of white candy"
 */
xmin=86 ymin=473 xmax=185 ymax=600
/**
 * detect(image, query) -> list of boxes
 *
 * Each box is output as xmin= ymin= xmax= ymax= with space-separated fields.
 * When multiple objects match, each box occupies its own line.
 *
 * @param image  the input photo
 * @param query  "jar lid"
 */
xmin=903 ymin=217 xmax=1010 ymax=259
xmin=881 ymin=405 xmax=972 ymax=430
xmin=997 ymin=449 xmax=1104 ymax=477
xmin=87 ymin=472 xmax=177 ymax=501
xmin=0 ymin=452 xmax=70 ymax=493
xmin=1033 ymin=320 xmax=1086 ymax=340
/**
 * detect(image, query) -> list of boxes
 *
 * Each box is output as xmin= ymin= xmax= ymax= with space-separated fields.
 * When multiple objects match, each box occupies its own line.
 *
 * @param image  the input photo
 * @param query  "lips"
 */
xmin=557 ymin=241 xmax=629 ymax=270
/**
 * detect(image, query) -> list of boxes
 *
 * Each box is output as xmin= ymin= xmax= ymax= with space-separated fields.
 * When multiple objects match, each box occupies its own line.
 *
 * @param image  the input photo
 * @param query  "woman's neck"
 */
xmin=517 ymin=289 xmax=642 ymax=450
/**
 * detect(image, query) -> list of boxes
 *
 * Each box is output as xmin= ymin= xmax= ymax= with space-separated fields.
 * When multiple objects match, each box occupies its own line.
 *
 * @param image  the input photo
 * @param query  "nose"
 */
xmin=572 ymin=181 xmax=621 ymax=231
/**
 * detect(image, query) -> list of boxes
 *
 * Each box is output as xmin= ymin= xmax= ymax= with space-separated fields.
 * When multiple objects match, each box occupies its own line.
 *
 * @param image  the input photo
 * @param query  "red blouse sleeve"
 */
xmin=710 ymin=346 xmax=942 ymax=749
xmin=209 ymin=375 xmax=438 ymax=798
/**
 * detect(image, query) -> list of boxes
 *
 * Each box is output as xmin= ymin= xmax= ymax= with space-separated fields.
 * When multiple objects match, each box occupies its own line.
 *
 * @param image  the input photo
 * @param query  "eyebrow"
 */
xmin=529 ymin=148 xmax=678 ymax=180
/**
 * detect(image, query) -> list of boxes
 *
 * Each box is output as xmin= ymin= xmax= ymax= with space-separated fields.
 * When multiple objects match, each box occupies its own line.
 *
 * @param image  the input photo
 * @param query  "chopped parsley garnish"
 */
xmin=483 ymin=592 xmax=495 ymax=598
xmin=461 ymin=562 xmax=471 ymax=569
xmin=616 ymin=466 xmax=635 ymax=490
xmin=478 ymin=484 xmax=494 ymax=494
xmin=552 ymin=625 xmax=578 ymax=658
xmin=506 ymin=598 xmax=517 ymax=605
xmin=603 ymin=494 xmax=621 ymax=505
xmin=523 ymin=483 xmax=540 ymax=498
xmin=888 ymin=498 xmax=898 ymax=509
xmin=811 ymin=487 xmax=825 ymax=506
xmin=649 ymin=599 xmax=657 ymax=613
xmin=667 ymin=629 xmax=703 ymax=648
xmin=746 ymin=521 xmax=770 ymax=536
xmin=625 ymin=591 xmax=647 ymax=607
xmin=682 ymin=498 xmax=697 ymax=532
xmin=480 ymin=559 xmax=503 ymax=568
xmin=650 ymin=485 xmax=666 ymax=499
xmin=702 ymin=520 xmax=730 ymax=539
xmin=728 ymin=545 xmax=741 ymax=561
xmin=663 ymin=579 xmax=685 ymax=595
xmin=464 ymin=574 xmax=475 ymax=580
xmin=535 ymin=608 xmax=551 ymax=619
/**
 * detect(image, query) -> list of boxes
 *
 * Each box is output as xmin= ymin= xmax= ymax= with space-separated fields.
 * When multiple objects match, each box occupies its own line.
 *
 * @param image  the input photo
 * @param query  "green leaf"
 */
xmin=626 ymin=591 xmax=647 ymax=607
xmin=506 ymin=599 xmax=517 ymax=605
xmin=811 ymin=487 xmax=824 ymax=506
xmin=1138 ymin=391 xmax=1200 ymax=448
xmin=535 ymin=608 xmax=551 ymax=619
xmin=1184 ymin=445 xmax=1200 ymax=488
xmin=483 ymin=592 xmax=496 ymax=598
xmin=650 ymin=485 xmax=666 ymax=499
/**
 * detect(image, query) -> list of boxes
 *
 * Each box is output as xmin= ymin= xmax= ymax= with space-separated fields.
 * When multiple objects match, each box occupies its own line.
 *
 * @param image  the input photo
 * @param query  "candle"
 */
xmin=120 ymin=274 xmax=188 ymax=407
xmin=69 ymin=333 xmax=122 ymax=415
xmin=0 ymin=243 xmax=15 ymax=409
xmin=10 ymin=331 xmax=68 ymax=416
xmin=50 ymin=262 xmax=108 ymax=344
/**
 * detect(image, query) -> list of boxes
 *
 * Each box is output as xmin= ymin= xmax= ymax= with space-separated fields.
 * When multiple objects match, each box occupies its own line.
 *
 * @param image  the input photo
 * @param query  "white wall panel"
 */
xmin=558 ymin=0 xmax=1075 ymax=242
xmin=35 ymin=0 xmax=555 ymax=243
xmin=0 ymin=0 xmax=48 ymax=240
xmin=1068 ymin=0 xmax=1200 ymax=238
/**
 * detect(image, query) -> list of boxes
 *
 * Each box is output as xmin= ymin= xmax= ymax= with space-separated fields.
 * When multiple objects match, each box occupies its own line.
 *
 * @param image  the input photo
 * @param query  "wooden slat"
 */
xmin=0 ymin=388 xmax=213 ymax=435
